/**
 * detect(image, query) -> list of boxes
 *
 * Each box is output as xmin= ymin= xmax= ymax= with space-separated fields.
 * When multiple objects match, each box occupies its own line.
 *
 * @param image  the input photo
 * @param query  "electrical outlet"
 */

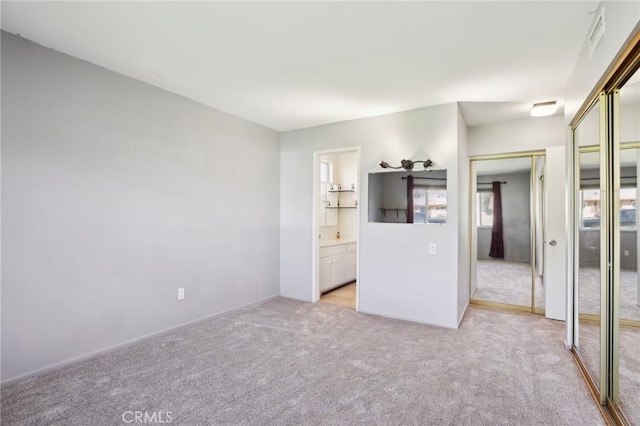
xmin=178 ymin=288 xmax=185 ymax=300
xmin=429 ymin=243 xmax=437 ymax=254
xmin=624 ymin=250 xmax=630 ymax=257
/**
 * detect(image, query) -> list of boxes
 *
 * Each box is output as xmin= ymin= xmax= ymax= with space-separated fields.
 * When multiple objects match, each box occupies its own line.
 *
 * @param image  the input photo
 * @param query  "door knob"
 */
xmin=546 ymin=239 xmax=557 ymax=246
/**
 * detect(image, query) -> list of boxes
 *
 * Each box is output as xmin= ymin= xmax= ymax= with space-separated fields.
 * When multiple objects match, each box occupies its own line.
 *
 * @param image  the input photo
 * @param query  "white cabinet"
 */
xmin=319 ymin=242 xmax=357 ymax=293
xmin=330 ymin=254 xmax=346 ymax=288
xmin=319 ymin=255 xmax=333 ymax=293
xmin=345 ymin=243 xmax=357 ymax=282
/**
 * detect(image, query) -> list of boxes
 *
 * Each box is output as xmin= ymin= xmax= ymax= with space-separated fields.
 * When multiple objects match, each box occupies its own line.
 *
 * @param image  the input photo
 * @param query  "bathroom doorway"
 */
xmin=312 ymin=148 xmax=360 ymax=309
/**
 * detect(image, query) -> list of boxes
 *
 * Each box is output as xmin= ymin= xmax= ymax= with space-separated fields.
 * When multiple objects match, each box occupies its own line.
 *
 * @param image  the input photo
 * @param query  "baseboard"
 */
xmin=356 ymin=307 xmax=458 ymax=330
xmin=457 ymin=302 xmax=470 ymax=328
xmin=1 ymin=294 xmax=280 ymax=386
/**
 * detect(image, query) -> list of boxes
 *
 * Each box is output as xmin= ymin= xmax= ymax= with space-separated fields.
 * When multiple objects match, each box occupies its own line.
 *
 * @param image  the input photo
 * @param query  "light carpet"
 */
xmin=1 ymin=298 xmax=603 ymax=425
xmin=474 ymin=260 xmax=544 ymax=309
xmin=577 ymin=320 xmax=640 ymax=425
xmin=578 ymin=266 xmax=640 ymax=322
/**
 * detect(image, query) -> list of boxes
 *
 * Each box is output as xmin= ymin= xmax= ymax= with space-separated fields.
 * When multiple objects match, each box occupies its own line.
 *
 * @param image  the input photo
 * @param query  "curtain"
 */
xmin=489 ymin=181 xmax=505 ymax=258
xmin=406 ymin=175 xmax=414 ymax=223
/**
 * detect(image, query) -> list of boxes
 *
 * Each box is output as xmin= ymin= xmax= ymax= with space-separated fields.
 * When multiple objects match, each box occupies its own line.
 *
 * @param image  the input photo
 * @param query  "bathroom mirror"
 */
xmin=368 ymin=169 xmax=447 ymax=224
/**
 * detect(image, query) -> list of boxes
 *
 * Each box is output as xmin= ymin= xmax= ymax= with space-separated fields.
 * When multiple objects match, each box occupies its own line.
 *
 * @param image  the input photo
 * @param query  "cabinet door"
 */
xmin=331 ymin=254 xmax=346 ymax=287
xmin=345 ymin=253 xmax=357 ymax=282
xmin=319 ymin=256 xmax=333 ymax=293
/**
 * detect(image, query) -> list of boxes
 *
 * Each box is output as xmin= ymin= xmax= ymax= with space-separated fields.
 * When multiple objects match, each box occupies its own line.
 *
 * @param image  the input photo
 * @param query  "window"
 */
xmin=477 ymin=191 xmax=493 ymax=227
xmin=320 ymin=161 xmax=332 ymax=183
xmin=413 ymin=187 xmax=447 ymax=224
xmin=580 ymin=189 xmax=600 ymax=228
xmin=579 ymin=188 xmax=636 ymax=229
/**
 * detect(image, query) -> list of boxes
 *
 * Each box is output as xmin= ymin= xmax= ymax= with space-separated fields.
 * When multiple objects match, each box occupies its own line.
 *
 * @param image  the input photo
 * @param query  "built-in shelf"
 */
xmin=380 ymin=208 xmax=407 ymax=218
xmin=328 ymin=189 xmax=356 ymax=193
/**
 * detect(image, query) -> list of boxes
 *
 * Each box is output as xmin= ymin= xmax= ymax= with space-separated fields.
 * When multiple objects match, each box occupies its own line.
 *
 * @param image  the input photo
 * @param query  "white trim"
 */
xmin=457 ymin=302 xmax=470 ymax=328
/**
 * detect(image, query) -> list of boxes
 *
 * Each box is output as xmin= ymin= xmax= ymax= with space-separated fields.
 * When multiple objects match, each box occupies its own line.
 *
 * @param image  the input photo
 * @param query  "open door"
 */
xmin=544 ymin=145 xmax=567 ymax=320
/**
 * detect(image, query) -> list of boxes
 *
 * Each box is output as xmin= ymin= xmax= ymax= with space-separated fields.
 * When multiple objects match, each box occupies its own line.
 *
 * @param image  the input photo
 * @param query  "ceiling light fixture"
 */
xmin=530 ymin=101 xmax=557 ymax=117
xmin=379 ymin=159 xmax=433 ymax=171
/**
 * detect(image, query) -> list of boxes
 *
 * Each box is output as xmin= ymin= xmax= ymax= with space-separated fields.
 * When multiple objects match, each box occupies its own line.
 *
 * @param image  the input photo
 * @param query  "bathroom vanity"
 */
xmin=318 ymin=240 xmax=357 ymax=293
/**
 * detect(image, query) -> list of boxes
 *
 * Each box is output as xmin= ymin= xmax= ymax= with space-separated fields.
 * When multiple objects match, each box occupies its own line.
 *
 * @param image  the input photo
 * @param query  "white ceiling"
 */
xmin=1 ymin=1 xmax=600 ymax=131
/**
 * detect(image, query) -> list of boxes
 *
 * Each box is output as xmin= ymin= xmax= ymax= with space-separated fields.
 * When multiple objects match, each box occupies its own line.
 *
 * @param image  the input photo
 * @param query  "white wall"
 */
xmin=281 ymin=103 xmax=464 ymax=328
xmin=456 ymin=105 xmax=470 ymax=324
xmin=564 ymin=3 xmax=640 ymax=126
xmin=468 ymin=114 xmax=565 ymax=157
xmin=1 ymin=33 xmax=281 ymax=382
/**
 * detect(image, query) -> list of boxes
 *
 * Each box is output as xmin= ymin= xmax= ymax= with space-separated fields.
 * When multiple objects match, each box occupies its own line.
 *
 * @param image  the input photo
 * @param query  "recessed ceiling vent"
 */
xmin=587 ymin=6 xmax=605 ymax=59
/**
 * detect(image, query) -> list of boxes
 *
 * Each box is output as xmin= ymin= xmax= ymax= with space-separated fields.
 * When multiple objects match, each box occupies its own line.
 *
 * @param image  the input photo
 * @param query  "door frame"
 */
xmin=311 ymin=147 xmax=361 ymax=307
xmin=468 ymin=150 xmax=546 ymax=314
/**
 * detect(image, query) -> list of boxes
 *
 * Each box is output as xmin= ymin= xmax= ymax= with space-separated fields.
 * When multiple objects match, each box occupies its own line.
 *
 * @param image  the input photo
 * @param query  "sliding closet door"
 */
xmin=574 ymin=98 xmax=605 ymax=398
xmin=569 ymin=31 xmax=640 ymax=424
xmin=613 ymin=67 xmax=640 ymax=424
xmin=471 ymin=157 xmax=535 ymax=310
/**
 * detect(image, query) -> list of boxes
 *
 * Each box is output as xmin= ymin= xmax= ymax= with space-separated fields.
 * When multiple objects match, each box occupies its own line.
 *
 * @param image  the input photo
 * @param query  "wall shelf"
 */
xmin=328 ymin=189 xmax=356 ymax=193
xmin=380 ymin=208 xmax=407 ymax=218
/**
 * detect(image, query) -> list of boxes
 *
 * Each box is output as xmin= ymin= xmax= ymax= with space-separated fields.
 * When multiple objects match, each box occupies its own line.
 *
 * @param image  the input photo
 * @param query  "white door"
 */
xmin=544 ymin=146 xmax=567 ymax=320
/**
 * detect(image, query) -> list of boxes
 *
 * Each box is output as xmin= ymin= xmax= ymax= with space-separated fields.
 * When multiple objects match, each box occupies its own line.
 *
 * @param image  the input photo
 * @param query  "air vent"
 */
xmin=588 ymin=6 xmax=605 ymax=59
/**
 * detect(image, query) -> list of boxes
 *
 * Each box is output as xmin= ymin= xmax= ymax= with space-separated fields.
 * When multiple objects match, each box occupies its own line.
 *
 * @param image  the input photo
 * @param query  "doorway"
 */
xmin=313 ymin=148 xmax=360 ymax=309
xmin=469 ymin=153 xmax=547 ymax=314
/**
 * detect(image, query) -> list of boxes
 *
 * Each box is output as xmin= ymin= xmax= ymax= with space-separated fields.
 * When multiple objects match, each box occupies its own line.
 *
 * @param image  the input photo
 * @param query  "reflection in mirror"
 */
xmin=367 ymin=169 xmax=446 ymax=224
xmin=534 ymin=156 xmax=546 ymax=311
xmin=617 ymin=65 xmax=640 ymax=425
xmin=471 ymin=157 xmax=534 ymax=308
xmin=575 ymin=100 xmax=602 ymax=392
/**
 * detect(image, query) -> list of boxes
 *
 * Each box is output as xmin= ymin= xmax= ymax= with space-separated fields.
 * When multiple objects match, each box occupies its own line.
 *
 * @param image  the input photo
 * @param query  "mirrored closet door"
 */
xmin=612 ymin=66 xmax=640 ymax=425
xmin=571 ymin=51 xmax=640 ymax=425
xmin=573 ymin=98 xmax=603 ymax=395
xmin=470 ymin=154 xmax=545 ymax=313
